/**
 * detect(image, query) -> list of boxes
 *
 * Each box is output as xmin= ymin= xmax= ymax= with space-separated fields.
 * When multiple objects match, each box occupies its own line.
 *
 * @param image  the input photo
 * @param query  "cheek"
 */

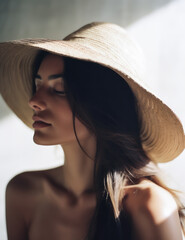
xmin=52 ymin=99 xmax=92 ymax=140
xmin=52 ymin=98 xmax=73 ymax=120
xmin=53 ymin=103 xmax=74 ymax=130
xmin=56 ymin=112 xmax=90 ymax=138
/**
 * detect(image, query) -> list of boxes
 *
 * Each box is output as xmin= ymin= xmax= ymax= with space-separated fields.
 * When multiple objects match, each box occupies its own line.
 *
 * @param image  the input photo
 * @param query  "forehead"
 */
xmin=38 ymin=54 xmax=65 ymax=75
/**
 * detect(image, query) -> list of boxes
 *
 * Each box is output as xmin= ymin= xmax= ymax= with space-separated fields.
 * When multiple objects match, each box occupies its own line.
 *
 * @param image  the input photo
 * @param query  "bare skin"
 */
xmin=6 ymin=166 xmax=97 ymax=240
xmin=6 ymin=54 xmax=184 ymax=240
xmin=6 ymin=170 xmax=184 ymax=240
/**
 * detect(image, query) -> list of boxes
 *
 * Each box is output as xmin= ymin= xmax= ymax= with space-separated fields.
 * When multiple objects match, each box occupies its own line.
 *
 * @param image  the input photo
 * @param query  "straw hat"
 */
xmin=0 ymin=22 xmax=184 ymax=163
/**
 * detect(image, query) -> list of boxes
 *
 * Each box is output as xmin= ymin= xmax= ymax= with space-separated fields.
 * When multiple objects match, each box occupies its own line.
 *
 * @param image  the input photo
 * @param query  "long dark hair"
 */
xmin=33 ymin=52 xmax=185 ymax=239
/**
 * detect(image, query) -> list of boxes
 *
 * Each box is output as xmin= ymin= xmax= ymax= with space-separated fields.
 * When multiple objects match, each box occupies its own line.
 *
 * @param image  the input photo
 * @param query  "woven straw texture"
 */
xmin=0 ymin=22 xmax=184 ymax=163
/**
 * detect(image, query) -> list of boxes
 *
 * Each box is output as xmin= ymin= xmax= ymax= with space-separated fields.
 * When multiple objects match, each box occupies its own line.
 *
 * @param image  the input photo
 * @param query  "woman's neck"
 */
xmin=60 ymin=135 xmax=97 ymax=199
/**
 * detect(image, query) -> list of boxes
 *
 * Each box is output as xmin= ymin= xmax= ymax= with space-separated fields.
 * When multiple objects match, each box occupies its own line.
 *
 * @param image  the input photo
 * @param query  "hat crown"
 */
xmin=63 ymin=22 xmax=146 ymax=83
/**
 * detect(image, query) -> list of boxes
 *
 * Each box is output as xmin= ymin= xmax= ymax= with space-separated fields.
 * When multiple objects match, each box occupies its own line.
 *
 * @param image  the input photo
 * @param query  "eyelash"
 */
xmin=53 ymin=89 xmax=66 ymax=95
xmin=34 ymin=83 xmax=66 ymax=96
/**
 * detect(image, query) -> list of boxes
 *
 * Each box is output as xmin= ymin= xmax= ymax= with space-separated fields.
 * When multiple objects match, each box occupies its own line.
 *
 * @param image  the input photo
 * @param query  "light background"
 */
xmin=0 ymin=0 xmax=185 ymax=239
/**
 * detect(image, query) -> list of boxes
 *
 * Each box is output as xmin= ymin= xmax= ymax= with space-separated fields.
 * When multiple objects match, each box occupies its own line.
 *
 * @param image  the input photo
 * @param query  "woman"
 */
xmin=0 ymin=22 xmax=184 ymax=240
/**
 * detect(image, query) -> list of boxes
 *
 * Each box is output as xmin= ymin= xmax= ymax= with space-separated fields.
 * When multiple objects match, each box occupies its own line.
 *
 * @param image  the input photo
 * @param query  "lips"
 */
xmin=33 ymin=121 xmax=51 ymax=129
xmin=32 ymin=115 xmax=51 ymax=129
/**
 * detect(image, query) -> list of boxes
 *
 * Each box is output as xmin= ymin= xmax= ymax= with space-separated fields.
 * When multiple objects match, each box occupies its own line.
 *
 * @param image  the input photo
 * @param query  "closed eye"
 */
xmin=53 ymin=90 xmax=67 ymax=95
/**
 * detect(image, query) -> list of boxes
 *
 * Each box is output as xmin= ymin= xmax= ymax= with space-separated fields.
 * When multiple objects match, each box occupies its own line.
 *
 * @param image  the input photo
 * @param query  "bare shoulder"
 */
xmin=6 ymin=165 xmax=63 ymax=198
xmin=6 ymin=170 xmax=47 ymax=220
xmin=6 ymin=170 xmax=44 ymax=240
xmin=6 ymin=165 xmax=65 ymax=209
xmin=123 ymin=178 xmax=183 ymax=240
xmin=7 ymin=170 xmax=45 ymax=197
xmin=6 ymin=166 xmax=63 ymax=240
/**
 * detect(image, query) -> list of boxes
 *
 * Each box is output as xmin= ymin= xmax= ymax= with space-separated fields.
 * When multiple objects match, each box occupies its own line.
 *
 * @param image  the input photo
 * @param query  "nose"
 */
xmin=28 ymin=88 xmax=47 ymax=112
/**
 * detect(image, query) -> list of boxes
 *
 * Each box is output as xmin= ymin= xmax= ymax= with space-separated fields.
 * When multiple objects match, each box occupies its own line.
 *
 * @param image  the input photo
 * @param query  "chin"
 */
xmin=33 ymin=132 xmax=57 ymax=146
xmin=33 ymin=138 xmax=55 ymax=146
xmin=33 ymin=132 xmax=73 ymax=146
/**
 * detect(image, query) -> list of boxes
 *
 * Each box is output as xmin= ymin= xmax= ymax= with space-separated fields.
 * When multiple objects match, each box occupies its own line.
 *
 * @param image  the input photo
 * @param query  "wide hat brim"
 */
xmin=0 ymin=22 xmax=184 ymax=163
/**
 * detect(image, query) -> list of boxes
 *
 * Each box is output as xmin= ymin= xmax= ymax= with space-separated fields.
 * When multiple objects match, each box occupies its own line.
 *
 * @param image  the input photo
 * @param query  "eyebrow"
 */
xmin=35 ymin=74 xmax=65 ymax=80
